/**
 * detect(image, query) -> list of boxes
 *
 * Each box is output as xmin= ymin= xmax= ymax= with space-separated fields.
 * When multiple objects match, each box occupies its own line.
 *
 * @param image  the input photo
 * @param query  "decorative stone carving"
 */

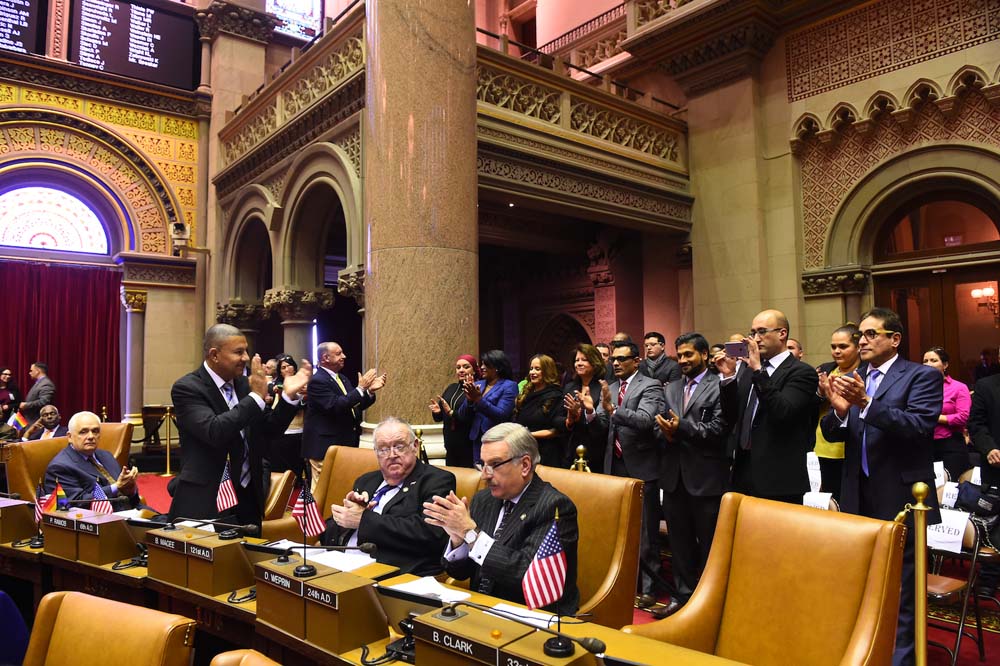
xmin=282 ymin=37 xmax=364 ymax=120
xmin=801 ymin=271 xmax=870 ymax=297
xmin=335 ymin=127 xmax=362 ymax=178
xmin=223 ymin=103 xmax=278 ymax=166
xmin=195 ymin=1 xmax=278 ymax=44
xmin=263 ymin=288 xmax=335 ymax=322
xmin=587 ymin=238 xmax=619 ymax=287
xmin=660 ymin=20 xmax=776 ymax=96
xmin=120 ymin=287 xmax=148 ymax=313
xmin=577 ymin=30 xmax=628 ymax=69
xmin=337 ymin=268 xmax=366 ymax=312
xmin=216 ymin=298 xmax=266 ymax=329
xmin=569 ymin=98 xmax=680 ymax=161
xmin=477 ymin=65 xmax=562 ymax=123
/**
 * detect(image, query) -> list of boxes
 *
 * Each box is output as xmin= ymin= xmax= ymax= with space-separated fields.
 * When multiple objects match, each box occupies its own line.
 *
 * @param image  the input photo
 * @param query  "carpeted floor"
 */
xmin=136 ymin=472 xmax=172 ymax=514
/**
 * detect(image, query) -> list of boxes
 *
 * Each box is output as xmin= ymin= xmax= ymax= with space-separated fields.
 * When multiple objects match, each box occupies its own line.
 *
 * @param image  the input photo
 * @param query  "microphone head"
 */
xmin=243 ymin=524 xmax=261 ymax=537
xmin=578 ymin=637 xmax=606 ymax=654
xmin=358 ymin=542 xmax=377 ymax=555
xmin=9 ymin=492 xmax=20 ymax=500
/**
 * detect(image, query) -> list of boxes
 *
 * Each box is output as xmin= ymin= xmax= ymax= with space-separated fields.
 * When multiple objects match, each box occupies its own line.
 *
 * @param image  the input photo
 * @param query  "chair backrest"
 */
xmin=441 ymin=465 xmax=485 ymax=501
xmin=24 ymin=591 xmax=195 ymax=666
xmin=694 ymin=493 xmax=904 ymax=666
xmin=264 ymin=471 xmax=296 ymax=521
xmin=97 ymin=422 xmax=134 ymax=470
xmin=3 ymin=437 xmax=70 ymax=502
xmin=534 ymin=465 xmax=642 ymax=628
xmin=314 ymin=446 xmax=379 ymax=519
xmin=210 ymin=649 xmax=280 ymax=666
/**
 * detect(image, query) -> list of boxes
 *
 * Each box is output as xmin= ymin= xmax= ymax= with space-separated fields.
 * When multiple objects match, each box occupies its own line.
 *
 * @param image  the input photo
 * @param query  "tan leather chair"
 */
xmin=535 ymin=465 xmax=642 ymax=629
xmin=24 ymin=591 xmax=195 ymax=666
xmin=624 ymin=493 xmax=905 ymax=666
xmin=3 ymin=437 xmax=70 ymax=502
xmin=264 ymin=470 xmax=296 ymax=521
xmin=441 ymin=464 xmax=486 ymax=500
xmin=210 ymin=649 xmax=280 ymax=666
xmin=96 ymin=421 xmax=134 ymax=470
xmin=263 ymin=445 xmax=379 ymax=541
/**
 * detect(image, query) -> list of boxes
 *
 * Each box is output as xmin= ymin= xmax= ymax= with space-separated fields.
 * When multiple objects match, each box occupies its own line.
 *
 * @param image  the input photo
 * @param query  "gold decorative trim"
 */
xmin=120 ymin=287 xmax=148 ymax=313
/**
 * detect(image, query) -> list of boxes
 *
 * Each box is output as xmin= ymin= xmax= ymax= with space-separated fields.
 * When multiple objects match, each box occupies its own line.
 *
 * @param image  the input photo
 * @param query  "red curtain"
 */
xmin=0 ymin=259 xmax=122 ymax=422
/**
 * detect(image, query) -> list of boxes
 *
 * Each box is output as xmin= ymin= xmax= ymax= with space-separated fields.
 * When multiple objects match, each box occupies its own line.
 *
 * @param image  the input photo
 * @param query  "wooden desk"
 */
xmin=0 ymin=541 xmax=49 ymax=612
xmin=42 ymin=552 xmax=154 ymax=608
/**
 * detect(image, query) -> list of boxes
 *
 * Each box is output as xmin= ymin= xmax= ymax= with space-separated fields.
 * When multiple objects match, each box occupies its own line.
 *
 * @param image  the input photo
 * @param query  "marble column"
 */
xmin=216 ymin=297 xmax=266 ymax=353
xmin=363 ymin=0 xmax=479 ymax=427
xmin=263 ymin=288 xmax=335 ymax=361
xmin=120 ymin=287 xmax=148 ymax=423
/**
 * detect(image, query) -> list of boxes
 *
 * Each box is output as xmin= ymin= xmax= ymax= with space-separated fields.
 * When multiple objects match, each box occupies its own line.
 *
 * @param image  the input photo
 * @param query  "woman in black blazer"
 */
xmin=513 ymin=354 xmax=567 ymax=468
xmin=429 ymin=354 xmax=479 ymax=467
xmin=0 ymin=367 xmax=19 ymax=423
xmin=561 ymin=344 xmax=607 ymax=472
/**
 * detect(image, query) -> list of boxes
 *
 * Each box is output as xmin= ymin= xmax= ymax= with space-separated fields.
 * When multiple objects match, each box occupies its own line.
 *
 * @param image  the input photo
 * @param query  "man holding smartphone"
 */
xmin=713 ymin=309 xmax=817 ymax=503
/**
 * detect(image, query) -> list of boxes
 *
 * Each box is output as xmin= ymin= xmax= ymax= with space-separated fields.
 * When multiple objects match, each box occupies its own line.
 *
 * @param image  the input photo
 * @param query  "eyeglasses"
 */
xmin=374 ymin=443 xmax=411 ymax=458
xmin=748 ymin=327 xmax=783 ymax=338
xmin=860 ymin=328 xmax=897 ymax=340
xmin=610 ymin=355 xmax=635 ymax=363
xmin=475 ymin=456 xmax=516 ymax=475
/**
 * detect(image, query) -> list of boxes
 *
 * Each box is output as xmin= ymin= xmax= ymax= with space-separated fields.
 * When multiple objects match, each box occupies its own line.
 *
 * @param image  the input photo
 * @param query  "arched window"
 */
xmin=874 ymin=193 xmax=1000 ymax=261
xmin=0 ymin=186 xmax=110 ymax=255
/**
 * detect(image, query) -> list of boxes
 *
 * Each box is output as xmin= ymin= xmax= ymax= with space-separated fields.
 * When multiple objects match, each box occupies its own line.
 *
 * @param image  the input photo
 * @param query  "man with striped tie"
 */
xmin=425 ymin=423 xmax=579 ymax=615
xmin=168 ymin=324 xmax=311 ymax=528
xmin=43 ymin=411 xmax=139 ymax=509
xmin=321 ymin=417 xmax=454 ymax=575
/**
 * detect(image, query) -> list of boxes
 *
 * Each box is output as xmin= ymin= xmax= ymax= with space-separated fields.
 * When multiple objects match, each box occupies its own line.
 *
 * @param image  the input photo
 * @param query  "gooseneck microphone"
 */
xmin=165 ymin=517 xmax=261 ymax=539
xmin=242 ymin=540 xmax=378 ymax=563
xmin=435 ymin=600 xmax=606 ymax=657
xmin=0 ymin=491 xmax=22 ymax=500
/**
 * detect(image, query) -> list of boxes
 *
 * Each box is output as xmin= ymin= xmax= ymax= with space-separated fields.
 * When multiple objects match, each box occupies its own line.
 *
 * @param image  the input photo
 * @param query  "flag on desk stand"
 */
xmin=292 ymin=485 xmax=325 ymax=538
xmin=216 ymin=459 xmax=238 ymax=512
xmin=91 ymin=482 xmax=113 ymax=515
xmin=35 ymin=482 xmax=48 ymax=525
xmin=6 ymin=410 xmax=27 ymax=430
xmin=37 ymin=481 xmax=60 ymax=522
xmin=522 ymin=509 xmax=567 ymax=610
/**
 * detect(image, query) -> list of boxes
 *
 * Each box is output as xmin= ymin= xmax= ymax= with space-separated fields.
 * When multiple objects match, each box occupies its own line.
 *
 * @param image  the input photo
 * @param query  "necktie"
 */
xmin=477 ymin=499 xmax=516 ymax=594
xmin=88 ymin=456 xmax=117 ymax=485
xmin=683 ymin=378 xmax=697 ymax=410
xmin=221 ymin=382 xmax=252 ymax=488
xmin=861 ymin=369 xmax=881 ymax=477
xmin=614 ymin=380 xmax=629 ymax=458
xmin=331 ymin=373 xmax=359 ymax=419
xmin=369 ymin=484 xmax=398 ymax=507
xmin=738 ymin=361 xmax=768 ymax=450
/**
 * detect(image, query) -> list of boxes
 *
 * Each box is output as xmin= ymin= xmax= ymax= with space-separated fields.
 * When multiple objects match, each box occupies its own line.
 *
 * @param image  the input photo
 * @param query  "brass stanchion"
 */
xmin=572 ymin=445 xmax=591 ymax=472
xmin=100 ymin=406 xmax=108 ymax=422
xmin=895 ymin=481 xmax=930 ymax=666
xmin=415 ymin=428 xmax=429 ymax=464
xmin=160 ymin=405 xmax=175 ymax=478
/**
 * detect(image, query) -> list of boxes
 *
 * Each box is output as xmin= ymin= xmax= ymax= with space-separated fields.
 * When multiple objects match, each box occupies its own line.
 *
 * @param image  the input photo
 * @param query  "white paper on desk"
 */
xmin=488 ymin=603 xmax=557 ymax=629
xmin=803 ymin=491 xmax=833 ymax=510
xmin=942 ymin=482 xmax=959 ymax=508
xmin=264 ymin=539 xmax=326 ymax=557
xmin=806 ymin=452 xmax=822 ymax=492
xmin=386 ymin=576 xmax=470 ymax=603
xmin=927 ymin=508 xmax=968 ymax=554
xmin=972 ymin=466 xmax=982 ymax=486
xmin=176 ymin=520 xmax=215 ymax=533
xmin=309 ymin=549 xmax=376 ymax=571
xmin=934 ymin=461 xmax=946 ymax=488
xmin=114 ymin=509 xmax=146 ymax=520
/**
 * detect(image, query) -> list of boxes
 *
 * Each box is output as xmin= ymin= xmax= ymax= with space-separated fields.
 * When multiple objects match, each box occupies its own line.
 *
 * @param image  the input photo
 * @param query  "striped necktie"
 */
xmin=221 ymin=382 xmax=252 ymax=488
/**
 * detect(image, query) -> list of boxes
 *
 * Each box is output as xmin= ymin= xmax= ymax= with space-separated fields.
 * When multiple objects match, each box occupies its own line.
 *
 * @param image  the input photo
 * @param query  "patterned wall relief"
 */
xmin=794 ymin=75 xmax=1000 ymax=269
xmin=786 ymin=0 xmax=1000 ymax=101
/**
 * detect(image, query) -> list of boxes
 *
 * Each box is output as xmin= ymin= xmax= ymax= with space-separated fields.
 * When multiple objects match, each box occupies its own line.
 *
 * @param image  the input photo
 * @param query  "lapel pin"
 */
xmin=520 ymin=514 xmax=526 ymax=521
xmin=402 ymin=487 xmax=409 ymax=493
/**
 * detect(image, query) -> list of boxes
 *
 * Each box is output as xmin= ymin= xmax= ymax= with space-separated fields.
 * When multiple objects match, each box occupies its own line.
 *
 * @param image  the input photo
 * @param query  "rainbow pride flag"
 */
xmin=41 ymin=482 xmax=61 ymax=514
xmin=6 ymin=411 xmax=27 ymax=430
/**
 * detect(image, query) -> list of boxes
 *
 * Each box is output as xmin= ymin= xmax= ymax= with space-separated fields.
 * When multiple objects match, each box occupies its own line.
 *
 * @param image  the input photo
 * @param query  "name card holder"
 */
xmin=186 ymin=534 xmax=258 ymax=597
xmin=304 ymin=571 xmax=388 ymax=653
xmin=42 ymin=509 xmax=98 ymax=560
xmin=146 ymin=526 xmax=214 ymax=587
xmin=254 ymin=554 xmax=338 ymax=638
xmin=76 ymin=513 xmax=137 ymax=565
xmin=500 ymin=629 xmax=593 ymax=666
xmin=411 ymin=605 xmax=534 ymax=666
xmin=0 ymin=498 xmax=35 ymax=543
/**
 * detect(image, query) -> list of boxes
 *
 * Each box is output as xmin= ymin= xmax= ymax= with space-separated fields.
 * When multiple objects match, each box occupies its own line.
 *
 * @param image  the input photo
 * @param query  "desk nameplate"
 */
xmin=188 ymin=543 xmax=213 ymax=561
xmin=304 ymin=581 xmax=338 ymax=609
xmin=43 ymin=514 xmax=76 ymax=531
xmin=412 ymin=609 xmax=533 ymax=666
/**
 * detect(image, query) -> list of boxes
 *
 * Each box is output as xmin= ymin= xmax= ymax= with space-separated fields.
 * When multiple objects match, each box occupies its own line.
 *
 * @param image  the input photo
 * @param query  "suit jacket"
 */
xmin=445 ymin=475 xmax=580 ymax=615
xmin=720 ymin=355 xmax=818 ymax=496
xmin=456 ymin=379 xmax=518 ymax=442
xmin=322 ymin=461 xmax=455 ymax=576
xmin=302 ymin=368 xmax=376 ymax=459
xmin=21 ymin=376 xmax=55 ymax=423
xmin=592 ymin=372 xmax=664 ymax=481
xmin=640 ymin=355 xmax=681 ymax=385
xmin=966 ymin=374 xmax=1000 ymax=487
xmin=44 ymin=445 xmax=139 ymax=509
xmin=821 ymin=357 xmax=942 ymax=523
xmin=168 ymin=366 xmax=297 ymax=525
xmin=27 ymin=425 xmax=68 ymax=440
xmin=658 ymin=372 xmax=730 ymax=496
xmin=722 ymin=362 xmax=753 ymax=458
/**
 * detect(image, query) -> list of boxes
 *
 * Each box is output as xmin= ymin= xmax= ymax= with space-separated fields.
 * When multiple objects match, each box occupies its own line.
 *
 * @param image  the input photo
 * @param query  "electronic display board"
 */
xmin=267 ymin=0 xmax=321 ymax=42
xmin=70 ymin=0 xmax=197 ymax=90
xmin=0 ymin=0 xmax=43 ymax=55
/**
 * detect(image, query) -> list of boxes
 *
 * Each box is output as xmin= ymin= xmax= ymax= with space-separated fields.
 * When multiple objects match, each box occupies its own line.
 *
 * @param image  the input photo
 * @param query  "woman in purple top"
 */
xmin=923 ymin=346 xmax=972 ymax=481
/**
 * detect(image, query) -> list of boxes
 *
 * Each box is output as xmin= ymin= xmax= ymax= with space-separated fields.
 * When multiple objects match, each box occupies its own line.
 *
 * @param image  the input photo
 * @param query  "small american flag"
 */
xmin=35 ymin=485 xmax=47 ymax=525
xmin=91 ymin=482 xmax=113 ymax=514
xmin=216 ymin=460 xmax=238 ymax=512
xmin=521 ymin=516 xmax=567 ymax=610
xmin=292 ymin=485 xmax=326 ymax=538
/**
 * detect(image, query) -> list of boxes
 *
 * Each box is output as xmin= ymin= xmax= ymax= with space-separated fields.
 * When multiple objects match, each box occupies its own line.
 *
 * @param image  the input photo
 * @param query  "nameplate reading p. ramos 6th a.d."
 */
xmin=76 ymin=521 xmax=99 ymax=535
xmin=43 ymin=514 xmax=76 ymax=530
xmin=411 ymin=620 xmax=498 ymax=663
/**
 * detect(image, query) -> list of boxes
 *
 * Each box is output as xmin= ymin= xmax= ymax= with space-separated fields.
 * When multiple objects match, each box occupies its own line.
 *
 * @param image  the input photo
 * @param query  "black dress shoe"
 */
xmin=650 ymin=599 xmax=683 ymax=620
xmin=636 ymin=593 xmax=657 ymax=608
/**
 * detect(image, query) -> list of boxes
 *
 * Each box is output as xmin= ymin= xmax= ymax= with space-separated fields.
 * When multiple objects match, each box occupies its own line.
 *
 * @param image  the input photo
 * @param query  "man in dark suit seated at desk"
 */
xmin=321 ymin=417 xmax=455 ymax=575
xmin=22 ymin=404 xmax=68 ymax=440
xmin=44 ymin=411 xmax=140 ymax=509
xmin=424 ymin=422 xmax=580 ymax=615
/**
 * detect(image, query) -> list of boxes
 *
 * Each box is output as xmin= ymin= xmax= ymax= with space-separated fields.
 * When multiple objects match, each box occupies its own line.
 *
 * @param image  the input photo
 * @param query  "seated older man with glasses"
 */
xmin=321 ymin=417 xmax=455 ymax=576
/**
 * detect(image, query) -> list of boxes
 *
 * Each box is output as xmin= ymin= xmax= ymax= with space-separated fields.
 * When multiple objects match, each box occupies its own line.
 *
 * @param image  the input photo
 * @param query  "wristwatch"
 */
xmin=463 ymin=529 xmax=478 ymax=546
